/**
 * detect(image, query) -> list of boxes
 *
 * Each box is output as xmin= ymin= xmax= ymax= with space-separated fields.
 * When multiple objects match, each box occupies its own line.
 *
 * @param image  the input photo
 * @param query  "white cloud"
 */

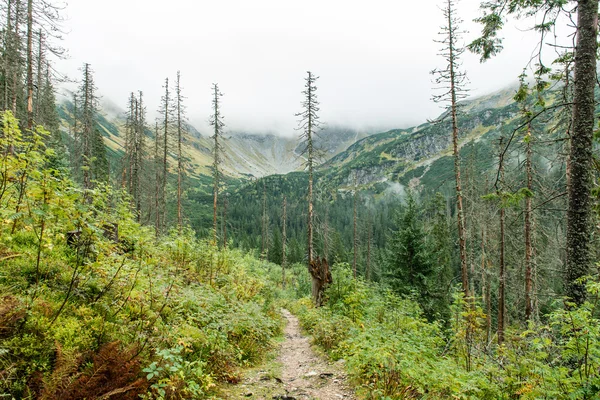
xmin=55 ymin=0 xmax=569 ymax=136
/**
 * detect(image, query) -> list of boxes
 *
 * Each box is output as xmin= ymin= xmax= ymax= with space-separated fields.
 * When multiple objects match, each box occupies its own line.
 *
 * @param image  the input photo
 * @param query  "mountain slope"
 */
xmin=57 ymin=97 xmax=371 ymax=179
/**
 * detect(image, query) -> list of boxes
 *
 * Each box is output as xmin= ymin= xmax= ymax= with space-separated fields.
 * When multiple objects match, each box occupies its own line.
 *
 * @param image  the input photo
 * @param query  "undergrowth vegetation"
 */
xmin=0 ymin=112 xmax=282 ymax=399
xmin=290 ymin=264 xmax=600 ymax=399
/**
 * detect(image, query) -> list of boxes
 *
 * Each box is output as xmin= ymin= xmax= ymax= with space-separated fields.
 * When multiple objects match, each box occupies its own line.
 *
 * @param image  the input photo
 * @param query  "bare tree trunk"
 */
xmin=154 ymin=122 xmax=160 ymax=236
xmin=566 ymin=0 xmax=598 ymax=305
xmin=446 ymin=5 xmax=469 ymax=298
xmin=481 ymin=226 xmax=490 ymax=343
xmin=366 ymin=214 xmax=372 ymax=281
xmin=498 ymin=143 xmax=506 ymax=345
xmin=223 ymin=196 xmax=228 ymax=249
xmin=4 ymin=0 xmax=12 ymax=111
xmin=525 ymin=127 xmax=534 ymax=320
xmin=11 ymin=0 xmax=20 ymax=116
xmin=210 ymin=84 xmax=223 ymax=245
xmin=35 ymin=30 xmax=42 ymax=121
xmin=26 ymin=0 xmax=33 ymax=129
xmin=324 ymin=205 xmax=329 ymax=260
xmin=353 ymin=172 xmax=358 ymax=279
xmin=176 ymin=72 xmax=183 ymax=232
xmin=261 ymin=180 xmax=266 ymax=259
xmin=161 ymin=78 xmax=169 ymax=232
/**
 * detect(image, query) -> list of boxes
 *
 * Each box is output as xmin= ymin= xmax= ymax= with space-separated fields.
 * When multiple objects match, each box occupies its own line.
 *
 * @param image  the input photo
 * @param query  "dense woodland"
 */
xmin=2 ymin=0 xmax=600 ymax=398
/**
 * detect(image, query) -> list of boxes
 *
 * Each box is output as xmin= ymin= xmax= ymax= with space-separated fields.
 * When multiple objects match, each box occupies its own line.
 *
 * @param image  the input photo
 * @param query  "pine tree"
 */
xmin=123 ymin=90 xmax=145 ymax=220
xmin=156 ymin=77 xmax=172 ymax=233
xmin=296 ymin=71 xmax=328 ymax=305
xmin=432 ymin=0 xmax=469 ymax=298
xmin=514 ymin=76 xmax=536 ymax=321
xmin=353 ymin=172 xmax=358 ymax=279
xmin=269 ymin=229 xmax=283 ymax=266
xmin=25 ymin=0 xmax=32 ymax=129
xmin=76 ymin=63 xmax=107 ymax=189
xmin=387 ymin=192 xmax=434 ymax=317
xmin=175 ymin=71 xmax=187 ymax=232
xmin=209 ymin=83 xmax=224 ymax=245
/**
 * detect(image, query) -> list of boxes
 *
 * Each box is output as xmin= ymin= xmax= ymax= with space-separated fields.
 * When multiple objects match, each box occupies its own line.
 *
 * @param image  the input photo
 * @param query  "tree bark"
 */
xmin=26 ymin=0 xmax=33 ymax=129
xmin=566 ymin=0 xmax=598 ymax=305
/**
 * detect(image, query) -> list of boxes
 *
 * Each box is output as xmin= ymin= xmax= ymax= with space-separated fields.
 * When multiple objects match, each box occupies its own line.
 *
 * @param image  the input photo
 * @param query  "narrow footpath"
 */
xmin=223 ymin=309 xmax=355 ymax=400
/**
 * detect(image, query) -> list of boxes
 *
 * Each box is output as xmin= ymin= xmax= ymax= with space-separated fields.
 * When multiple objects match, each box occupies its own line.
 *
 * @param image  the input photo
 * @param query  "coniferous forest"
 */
xmin=2 ymin=0 xmax=600 ymax=398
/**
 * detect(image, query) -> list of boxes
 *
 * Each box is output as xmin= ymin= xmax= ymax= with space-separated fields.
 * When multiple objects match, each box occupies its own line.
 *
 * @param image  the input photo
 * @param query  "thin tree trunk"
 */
xmin=481 ymin=226 xmax=491 ymax=343
xmin=154 ymin=122 xmax=160 ymax=236
xmin=366 ymin=214 xmax=372 ymax=281
xmin=498 ymin=143 xmax=506 ymax=346
xmin=211 ymin=85 xmax=221 ymax=245
xmin=223 ymin=196 xmax=228 ymax=249
xmin=525 ymin=126 xmax=534 ymax=320
xmin=176 ymin=72 xmax=183 ymax=232
xmin=261 ymin=180 xmax=266 ymax=259
xmin=448 ymin=8 xmax=469 ymax=298
xmin=25 ymin=0 xmax=33 ymax=130
xmin=35 ymin=30 xmax=42 ymax=122
xmin=4 ymin=0 xmax=12 ymax=111
xmin=11 ymin=0 xmax=20 ymax=116
xmin=353 ymin=173 xmax=358 ymax=279
xmin=161 ymin=78 xmax=169 ymax=233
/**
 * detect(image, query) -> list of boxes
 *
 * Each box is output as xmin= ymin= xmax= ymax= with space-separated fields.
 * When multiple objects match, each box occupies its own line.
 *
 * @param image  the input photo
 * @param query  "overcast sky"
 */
xmin=56 ymin=0 xmax=551 ymax=136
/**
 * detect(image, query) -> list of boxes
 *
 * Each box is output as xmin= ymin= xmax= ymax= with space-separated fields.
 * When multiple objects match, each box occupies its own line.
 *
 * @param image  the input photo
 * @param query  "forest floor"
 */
xmin=221 ymin=309 xmax=355 ymax=400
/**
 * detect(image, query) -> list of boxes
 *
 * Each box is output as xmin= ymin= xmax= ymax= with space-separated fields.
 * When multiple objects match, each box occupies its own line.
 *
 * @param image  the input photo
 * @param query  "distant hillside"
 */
xmin=56 ymin=97 xmax=371 ymax=179
xmin=318 ymin=86 xmax=534 ymax=192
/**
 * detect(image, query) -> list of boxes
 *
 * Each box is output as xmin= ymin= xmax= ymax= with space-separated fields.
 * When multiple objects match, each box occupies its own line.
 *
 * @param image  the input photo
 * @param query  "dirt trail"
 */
xmin=224 ymin=309 xmax=355 ymax=399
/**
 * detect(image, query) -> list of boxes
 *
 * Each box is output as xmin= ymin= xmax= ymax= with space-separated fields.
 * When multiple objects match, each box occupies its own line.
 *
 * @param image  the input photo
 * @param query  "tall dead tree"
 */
xmin=497 ymin=138 xmax=506 ymax=345
xmin=134 ymin=91 xmax=145 ymax=220
xmin=296 ymin=71 xmax=328 ymax=305
xmin=515 ymin=77 xmax=536 ymax=320
xmin=524 ymin=125 xmax=534 ymax=319
xmin=124 ymin=90 xmax=145 ymax=220
xmin=34 ymin=29 xmax=42 ymax=121
xmin=25 ymin=0 xmax=32 ymax=129
xmin=366 ymin=212 xmax=372 ymax=281
xmin=261 ymin=179 xmax=267 ymax=259
xmin=223 ymin=195 xmax=228 ymax=249
xmin=10 ymin=0 xmax=21 ymax=116
xmin=175 ymin=71 xmax=186 ymax=232
xmin=432 ymin=0 xmax=469 ymax=298
xmin=157 ymin=77 xmax=171 ymax=233
xmin=209 ymin=83 xmax=224 ymax=245
xmin=154 ymin=121 xmax=160 ymax=235
xmin=353 ymin=172 xmax=358 ymax=279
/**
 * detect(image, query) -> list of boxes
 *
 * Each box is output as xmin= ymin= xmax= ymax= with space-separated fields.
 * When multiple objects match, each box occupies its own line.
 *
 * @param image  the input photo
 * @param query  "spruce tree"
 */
xmin=432 ymin=0 xmax=469 ymax=298
xmin=387 ymin=192 xmax=434 ymax=317
xmin=175 ymin=71 xmax=187 ymax=232
xmin=209 ymin=83 xmax=224 ymax=245
xmin=296 ymin=71 xmax=328 ymax=305
xmin=76 ymin=63 xmax=107 ymax=189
